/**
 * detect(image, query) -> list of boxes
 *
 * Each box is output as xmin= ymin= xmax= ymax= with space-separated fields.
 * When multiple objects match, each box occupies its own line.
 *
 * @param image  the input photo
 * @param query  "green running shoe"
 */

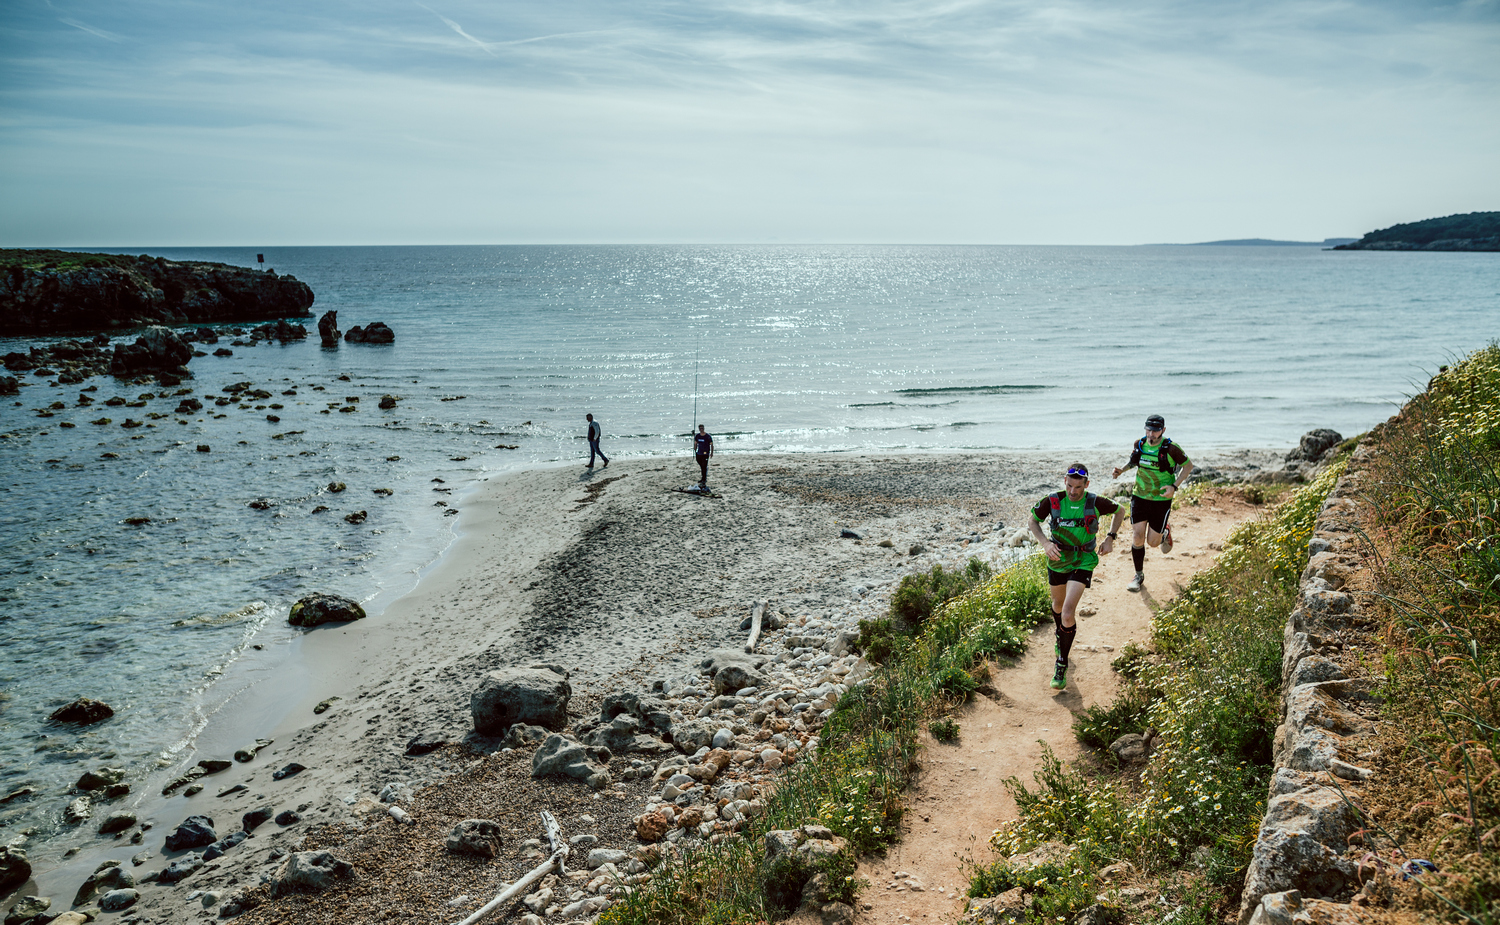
xmin=1050 ymin=660 xmax=1068 ymax=690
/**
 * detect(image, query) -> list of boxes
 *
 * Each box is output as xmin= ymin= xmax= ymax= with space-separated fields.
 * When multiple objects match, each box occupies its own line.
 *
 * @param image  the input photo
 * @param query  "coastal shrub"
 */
xmin=979 ymin=465 xmax=1345 ymax=919
xmin=603 ymin=553 xmax=1047 ymax=925
xmin=1357 ymin=344 xmax=1500 ymax=922
xmin=890 ymin=557 xmax=994 ymax=626
xmin=929 ymin=717 xmax=960 ymax=742
xmin=854 ymin=617 xmax=899 ymax=663
xmin=1071 ymin=687 xmax=1152 ymax=751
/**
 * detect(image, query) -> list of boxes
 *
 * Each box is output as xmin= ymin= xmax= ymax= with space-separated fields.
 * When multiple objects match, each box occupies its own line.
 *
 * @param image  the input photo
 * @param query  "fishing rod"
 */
xmin=692 ymin=335 xmax=700 ymax=433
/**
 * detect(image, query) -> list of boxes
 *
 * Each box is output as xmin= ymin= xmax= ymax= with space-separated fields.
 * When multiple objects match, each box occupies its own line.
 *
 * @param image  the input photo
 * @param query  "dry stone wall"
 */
xmin=1240 ymin=447 xmax=1382 ymax=925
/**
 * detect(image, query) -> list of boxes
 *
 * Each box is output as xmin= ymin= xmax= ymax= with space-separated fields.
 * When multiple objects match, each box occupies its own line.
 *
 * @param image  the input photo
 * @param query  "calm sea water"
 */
xmin=0 ymin=244 xmax=1495 ymax=853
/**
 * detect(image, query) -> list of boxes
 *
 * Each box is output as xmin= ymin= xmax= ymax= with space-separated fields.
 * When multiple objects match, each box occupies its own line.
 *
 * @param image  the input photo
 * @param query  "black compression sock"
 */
xmin=1132 ymin=545 xmax=1145 ymax=572
xmin=1051 ymin=609 xmax=1063 ymax=635
xmin=1057 ymin=623 xmax=1078 ymax=663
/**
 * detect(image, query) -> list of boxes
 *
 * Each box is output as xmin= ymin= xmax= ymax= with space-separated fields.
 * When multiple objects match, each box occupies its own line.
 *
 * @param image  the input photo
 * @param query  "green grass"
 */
xmin=600 ymin=556 xmax=1050 ymax=925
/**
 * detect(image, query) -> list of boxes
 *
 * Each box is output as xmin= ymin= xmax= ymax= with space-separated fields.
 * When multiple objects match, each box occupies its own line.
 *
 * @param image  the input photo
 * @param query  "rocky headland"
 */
xmin=0 ymin=250 xmax=315 ymax=337
xmin=1332 ymin=210 xmax=1500 ymax=252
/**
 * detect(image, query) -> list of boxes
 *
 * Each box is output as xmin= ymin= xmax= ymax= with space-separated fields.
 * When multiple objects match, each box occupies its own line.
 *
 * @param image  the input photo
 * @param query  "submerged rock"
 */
xmin=48 ymin=698 xmax=114 ymax=725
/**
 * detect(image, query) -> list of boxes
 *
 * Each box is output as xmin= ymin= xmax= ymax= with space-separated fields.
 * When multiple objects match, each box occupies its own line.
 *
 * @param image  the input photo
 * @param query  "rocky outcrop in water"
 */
xmin=0 ymin=250 xmax=315 ymax=336
xmin=109 ymin=326 xmax=193 ymax=377
xmin=318 ymin=311 xmax=340 ymax=347
xmin=344 ymin=321 xmax=394 ymax=344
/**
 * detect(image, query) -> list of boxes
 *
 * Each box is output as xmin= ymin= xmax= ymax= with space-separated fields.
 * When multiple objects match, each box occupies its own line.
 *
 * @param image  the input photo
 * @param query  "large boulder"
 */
xmin=288 ymin=593 xmax=367 ymax=627
xmin=471 ymin=667 xmax=571 ymax=734
xmin=271 ymin=850 xmax=355 ymax=897
xmin=531 ymin=734 xmax=611 ymax=790
xmin=109 ymin=326 xmax=192 ymax=376
xmin=1286 ymin=430 xmax=1343 ymax=463
xmin=48 ymin=698 xmax=114 ymax=725
xmin=98 ymin=889 xmax=139 ymax=913
xmin=318 ymin=311 xmax=340 ymax=347
xmin=670 ymin=719 xmax=719 ymax=754
xmin=0 ymin=846 xmax=31 ymax=893
xmin=164 ymin=815 xmax=217 ymax=852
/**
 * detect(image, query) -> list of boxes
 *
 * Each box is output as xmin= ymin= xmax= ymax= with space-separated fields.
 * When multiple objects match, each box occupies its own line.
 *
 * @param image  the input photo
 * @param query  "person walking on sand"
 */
xmin=585 ymin=413 xmax=608 ymax=469
xmin=1029 ymin=463 xmax=1125 ymax=691
xmin=1112 ymin=414 xmax=1193 ymax=593
xmin=693 ymin=424 xmax=714 ymax=488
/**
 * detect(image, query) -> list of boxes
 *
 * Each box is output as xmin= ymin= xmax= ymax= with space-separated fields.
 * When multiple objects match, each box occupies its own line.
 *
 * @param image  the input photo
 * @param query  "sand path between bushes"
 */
xmin=853 ymin=491 xmax=1260 ymax=925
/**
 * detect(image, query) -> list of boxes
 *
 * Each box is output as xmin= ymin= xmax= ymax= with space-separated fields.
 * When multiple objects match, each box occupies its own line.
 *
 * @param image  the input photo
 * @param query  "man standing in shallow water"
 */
xmin=1029 ymin=463 xmax=1125 ymax=690
xmin=1112 ymin=414 xmax=1192 ymax=593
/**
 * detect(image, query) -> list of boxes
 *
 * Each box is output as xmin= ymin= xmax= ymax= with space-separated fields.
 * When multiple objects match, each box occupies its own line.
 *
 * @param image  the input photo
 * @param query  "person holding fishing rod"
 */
xmin=694 ymin=424 xmax=714 ymax=489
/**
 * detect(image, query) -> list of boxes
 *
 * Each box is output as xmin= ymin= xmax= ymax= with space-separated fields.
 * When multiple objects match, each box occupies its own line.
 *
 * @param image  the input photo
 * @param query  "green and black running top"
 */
xmin=1031 ymin=491 xmax=1121 ymax=573
xmin=1127 ymin=437 xmax=1191 ymax=501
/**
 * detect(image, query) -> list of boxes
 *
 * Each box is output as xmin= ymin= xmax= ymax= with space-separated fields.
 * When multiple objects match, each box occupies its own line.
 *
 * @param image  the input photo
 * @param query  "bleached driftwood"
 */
xmin=745 ymin=600 xmax=766 ymax=653
xmin=455 ymin=810 xmax=568 ymax=925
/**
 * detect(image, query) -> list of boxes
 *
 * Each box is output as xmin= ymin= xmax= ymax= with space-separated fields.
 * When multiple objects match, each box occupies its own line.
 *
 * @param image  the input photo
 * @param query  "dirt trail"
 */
xmin=853 ymin=493 xmax=1260 ymax=925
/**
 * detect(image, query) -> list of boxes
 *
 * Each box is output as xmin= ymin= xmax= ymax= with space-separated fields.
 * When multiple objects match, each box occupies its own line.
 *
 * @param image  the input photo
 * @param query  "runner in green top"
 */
xmin=1112 ymin=414 xmax=1194 ymax=593
xmin=1028 ymin=463 xmax=1125 ymax=691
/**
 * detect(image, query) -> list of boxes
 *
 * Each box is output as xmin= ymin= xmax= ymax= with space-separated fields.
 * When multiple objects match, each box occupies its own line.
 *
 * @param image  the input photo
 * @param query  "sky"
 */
xmin=1 ymin=0 xmax=1497 ymax=246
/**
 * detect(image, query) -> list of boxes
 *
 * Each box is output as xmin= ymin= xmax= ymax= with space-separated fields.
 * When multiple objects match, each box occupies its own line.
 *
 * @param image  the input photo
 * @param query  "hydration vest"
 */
xmin=1047 ymin=491 xmax=1100 ymax=552
xmin=1134 ymin=436 xmax=1178 ymax=474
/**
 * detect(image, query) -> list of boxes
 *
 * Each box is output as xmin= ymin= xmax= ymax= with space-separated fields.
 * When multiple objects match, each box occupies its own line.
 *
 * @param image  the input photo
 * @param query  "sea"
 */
xmin=0 ymin=243 xmax=1496 ymax=862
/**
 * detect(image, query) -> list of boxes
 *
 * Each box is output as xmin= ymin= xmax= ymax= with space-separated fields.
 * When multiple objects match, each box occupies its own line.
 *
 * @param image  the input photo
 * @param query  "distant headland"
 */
xmin=0 ymin=249 xmax=315 ymax=337
xmin=1332 ymin=211 xmax=1500 ymax=251
xmin=1149 ymin=238 xmax=1358 ymax=247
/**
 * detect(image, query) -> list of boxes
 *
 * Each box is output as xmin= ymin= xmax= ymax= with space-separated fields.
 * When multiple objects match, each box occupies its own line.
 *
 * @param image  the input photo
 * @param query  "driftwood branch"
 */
xmin=745 ymin=600 xmax=767 ymax=653
xmin=454 ymin=811 xmax=569 ymax=925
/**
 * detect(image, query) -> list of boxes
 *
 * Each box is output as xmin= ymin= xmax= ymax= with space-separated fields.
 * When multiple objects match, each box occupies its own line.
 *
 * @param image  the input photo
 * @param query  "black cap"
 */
xmin=1145 ymin=414 xmax=1165 ymax=430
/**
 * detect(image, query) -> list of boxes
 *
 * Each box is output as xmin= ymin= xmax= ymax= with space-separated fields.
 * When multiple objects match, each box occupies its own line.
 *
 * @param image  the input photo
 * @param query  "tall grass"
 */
xmin=600 ymin=558 xmax=1051 ymax=925
xmin=1360 ymin=344 xmax=1500 ymax=923
xmin=974 ymin=463 xmax=1347 ymax=920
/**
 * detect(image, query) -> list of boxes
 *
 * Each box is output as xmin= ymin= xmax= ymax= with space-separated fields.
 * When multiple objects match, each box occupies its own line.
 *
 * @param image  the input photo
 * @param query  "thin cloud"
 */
xmin=58 ymin=17 xmax=122 ymax=42
xmin=417 ymin=3 xmax=497 ymax=57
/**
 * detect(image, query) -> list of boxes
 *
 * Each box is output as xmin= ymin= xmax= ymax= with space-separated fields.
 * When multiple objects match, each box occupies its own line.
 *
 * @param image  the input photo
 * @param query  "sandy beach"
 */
xmin=17 ymin=447 xmax=1284 ymax=920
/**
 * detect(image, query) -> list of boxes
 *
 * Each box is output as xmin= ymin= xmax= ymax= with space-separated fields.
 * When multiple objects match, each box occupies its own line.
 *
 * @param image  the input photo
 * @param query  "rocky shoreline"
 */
xmin=0 ymin=251 xmax=315 ymax=337
xmin=0 ymin=449 xmax=1302 ymax=924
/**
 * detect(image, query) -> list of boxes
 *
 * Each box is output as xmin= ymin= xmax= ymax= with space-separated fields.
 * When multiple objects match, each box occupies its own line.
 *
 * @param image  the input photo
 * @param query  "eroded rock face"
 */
xmin=471 ymin=667 xmax=572 ymax=734
xmin=287 ymin=593 xmax=367 ymax=627
xmin=0 ymin=253 xmax=315 ymax=336
xmin=271 ymin=850 xmax=355 ymax=897
xmin=530 ymin=734 xmax=611 ymax=790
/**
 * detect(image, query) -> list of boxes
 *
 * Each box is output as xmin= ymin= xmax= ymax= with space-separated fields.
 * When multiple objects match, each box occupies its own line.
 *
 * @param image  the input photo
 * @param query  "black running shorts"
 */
xmin=1047 ymin=568 xmax=1094 ymax=588
xmin=1131 ymin=496 xmax=1173 ymax=533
